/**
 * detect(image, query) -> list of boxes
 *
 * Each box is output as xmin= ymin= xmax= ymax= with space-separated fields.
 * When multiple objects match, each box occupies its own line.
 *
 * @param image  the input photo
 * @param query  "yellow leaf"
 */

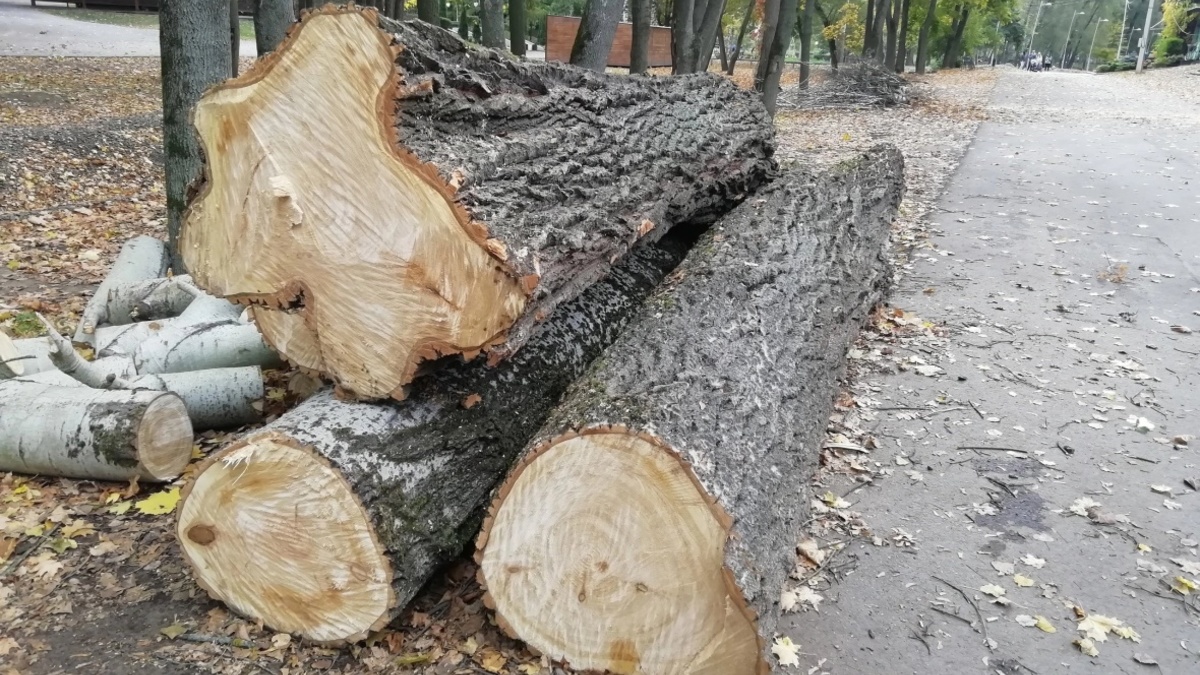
xmin=270 ymin=633 xmax=291 ymax=649
xmin=61 ymin=519 xmax=95 ymax=539
xmin=772 ymin=636 xmax=801 ymax=667
xmin=1171 ymin=576 xmax=1198 ymax=595
xmin=1034 ymin=616 xmax=1056 ymax=633
xmin=266 ymin=388 xmax=287 ymax=402
xmin=103 ymin=492 xmax=122 ymax=504
xmin=479 ymin=650 xmax=506 ymax=673
xmin=135 ymin=488 xmax=180 ymax=516
xmin=1137 ymin=543 xmax=1152 ymax=554
xmin=191 ymin=445 xmax=204 ymax=460
xmin=461 ymin=636 xmax=478 ymax=655
xmin=48 ymin=537 xmax=77 ymax=555
xmin=518 ymin=665 xmax=542 ymax=675
xmin=23 ymin=523 xmax=45 ymax=537
xmin=160 ymin=623 xmax=187 ymax=639
xmin=1013 ymin=574 xmax=1035 ymax=587
xmin=840 ymin=132 xmax=852 ymax=142
xmin=1113 ymin=625 xmax=1141 ymax=642
xmin=1075 ymin=637 xmax=1099 ymax=657
xmin=108 ymin=500 xmax=133 ymax=515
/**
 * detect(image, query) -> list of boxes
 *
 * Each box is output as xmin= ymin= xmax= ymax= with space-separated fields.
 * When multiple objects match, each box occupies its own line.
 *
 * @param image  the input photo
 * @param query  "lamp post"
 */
xmin=1026 ymin=2 xmax=1053 ymax=56
xmin=1135 ymin=0 xmax=1156 ymax=72
xmin=1062 ymin=10 xmax=1086 ymax=65
xmin=1117 ymin=0 xmax=1131 ymax=57
xmin=1086 ymin=18 xmax=1110 ymax=70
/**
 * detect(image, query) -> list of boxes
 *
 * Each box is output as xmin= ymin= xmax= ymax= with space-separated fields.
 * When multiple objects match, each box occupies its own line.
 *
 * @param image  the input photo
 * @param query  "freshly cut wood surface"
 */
xmin=180 ymin=6 xmax=774 ymax=399
xmin=478 ymin=147 xmax=904 ymax=674
xmin=175 ymin=237 xmax=691 ymax=643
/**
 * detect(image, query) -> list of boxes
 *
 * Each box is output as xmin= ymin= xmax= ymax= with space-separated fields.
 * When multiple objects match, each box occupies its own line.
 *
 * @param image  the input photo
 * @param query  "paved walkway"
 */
xmin=782 ymin=68 xmax=1200 ymax=673
xmin=0 ymin=0 xmax=256 ymax=57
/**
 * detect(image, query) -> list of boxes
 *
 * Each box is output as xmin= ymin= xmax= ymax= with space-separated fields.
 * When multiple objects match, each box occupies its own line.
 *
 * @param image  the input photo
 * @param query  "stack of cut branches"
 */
xmin=782 ymin=59 xmax=910 ymax=110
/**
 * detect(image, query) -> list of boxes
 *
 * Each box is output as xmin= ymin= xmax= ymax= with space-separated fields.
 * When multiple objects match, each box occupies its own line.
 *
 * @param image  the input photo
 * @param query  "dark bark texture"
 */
xmin=755 ymin=0 xmax=782 ymax=89
xmin=872 ymin=0 xmax=890 ymax=62
xmin=942 ymin=5 xmax=969 ymax=68
xmin=205 ymin=235 xmax=693 ymax=620
xmin=570 ymin=0 xmax=626 ymax=70
xmin=630 ymin=0 xmax=652 ymax=74
xmin=229 ymin=0 xmax=240 ymax=76
xmin=509 ymin=0 xmax=527 ymax=56
xmin=417 ymin=0 xmax=439 ymax=24
xmin=694 ymin=0 xmax=726 ymax=71
xmin=374 ymin=16 xmax=775 ymax=361
xmin=254 ymin=0 xmax=296 ymax=55
xmin=864 ymin=0 xmax=876 ymax=55
xmin=160 ymin=0 xmax=232 ymax=272
xmin=799 ymin=0 xmax=815 ymax=88
xmin=915 ymin=0 xmax=937 ymax=74
xmin=726 ymin=0 xmax=756 ymax=74
xmin=884 ymin=0 xmax=900 ymax=68
xmin=760 ymin=0 xmax=800 ymax=114
xmin=529 ymin=146 xmax=904 ymax=662
xmin=672 ymin=0 xmax=697 ymax=73
xmin=895 ymin=0 xmax=912 ymax=73
xmin=479 ymin=0 xmax=505 ymax=48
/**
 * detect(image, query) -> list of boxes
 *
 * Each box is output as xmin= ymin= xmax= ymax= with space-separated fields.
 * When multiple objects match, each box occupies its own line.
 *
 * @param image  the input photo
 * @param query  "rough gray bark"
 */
xmin=671 ymin=0 xmax=696 ymax=73
xmin=941 ymin=5 xmax=968 ymax=68
xmin=799 ymin=0 xmax=815 ymax=88
xmin=483 ymin=147 xmax=904 ymax=670
xmin=760 ymin=0 xmax=800 ymax=115
xmin=884 ymin=0 xmax=900 ymax=68
xmin=864 ymin=0 xmax=876 ymax=55
xmin=895 ymin=0 xmax=912 ymax=73
xmin=417 ymin=0 xmax=439 ymax=23
xmin=755 ymin=0 xmax=782 ymax=89
xmin=570 ymin=0 xmax=626 ymax=70
xmin=177 ymin=237 xmax=693 ymax=641
xmin=509 ymin=0 xmax=526 ymax=56
xmin=915 ymin=0 xmax=938 ymax=74
xmin=630 ymin=0 xmax=651 ymax=74
xmin=726 ymin=0 xmax=756 ymax=73
xmin=694 ymin=0 xmax=727 ymax=71
xmin=479 ymin=0 xmax=505 ymax=48
xmin=815 ymin=2 xmax=839 ymax=70
xmin=160 ymin=0 xmax=232 ymax=272
xmin=872 ymin=0 xmax=890 ymax=62
xmin=229 ymin=0 xmax=240 ymax=76
xmin=254 ymin=0 xmax=296 ymax=55
xmin=72 ymin=235 xmax=170 ymax=344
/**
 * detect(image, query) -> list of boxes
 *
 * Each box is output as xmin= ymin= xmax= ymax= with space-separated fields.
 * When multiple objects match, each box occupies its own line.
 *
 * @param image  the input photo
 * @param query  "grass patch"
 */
xmin=39 ymin=8 xmax=256 ymax=41
xmin=7 ymin=311 xmax=46 ymax=338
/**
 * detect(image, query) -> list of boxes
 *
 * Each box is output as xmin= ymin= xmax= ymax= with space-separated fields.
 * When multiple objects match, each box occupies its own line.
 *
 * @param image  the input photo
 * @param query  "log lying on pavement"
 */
xmin=73 ymin=236 xmax=170 ymax=345
xmin=175 ymin=235 xmax=694 ymax=643
xmin=476 ymin=147 xmax=904 ymax=674
xmin=0 ymin=378 xmax=193 ymax=481
xmin=180 ymin=5 xmax=774 ymax=399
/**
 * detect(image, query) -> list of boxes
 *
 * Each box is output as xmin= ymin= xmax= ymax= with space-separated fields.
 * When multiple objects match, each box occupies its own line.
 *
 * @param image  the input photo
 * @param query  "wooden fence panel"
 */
xmin=546 ymin=15 xmax=673 ymax=69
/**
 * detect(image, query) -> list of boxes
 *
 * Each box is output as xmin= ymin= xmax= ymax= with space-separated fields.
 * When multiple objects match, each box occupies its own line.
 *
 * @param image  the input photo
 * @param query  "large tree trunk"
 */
xmin=726 ymin=0 xmax=756 ymax=74
xmin=254 ymin=0 xmax=296 ymax=55
xmin=815 ymin=1 xmax=838 ymax=70
xmin=417 ymin=0 xmax=438 ymax=23
xmin=72 ymin=236 xmax=169 ymax=344
xmin=799 ymin=0 xmax=815 ymax=88
xmin=755 ymin=0 xmax=782 ymax=89
xmin=180 ymin=7 xmax=774 ymax=400
xmin=941 ymin=5 xmax=969 ymax=68
xmin=630 ymin=0 xmax=651 ymax=73
xmin=694 ymin=0 xmax=727 ymax=71
xmin=175 ymin=237 xmax=694 ymax=643
xmin=915 ymin=0 xmax=938 ymax=74
xmin=884 ymin=0 xmax=900 ymax=68
xmin=0 ymin=379 xmax=192 ymax=482
xmin=863 ymin=0 xmax=876 ymax=55
xmin=160 ymin=0 xmax=231 ymax=273
xmin=895 ymin=0 xmax=912 ymax=73
xmin=672 ymin=0 xmax=697 ymax=73
xmin=479 ymin=0 xmax=505 ymax=48
xmin=759 ymin=0 xmax=800 ymax=115
xmin=229 ymin=0 xmax=240 ymax=76
xmin=476 ymin=147 xmax=904 ymax=674
xmin=872 ymin=0 xmax=891 ymax=62
xmin=509 ymin=0 xmax=526 ymax=56
xmin=570 ymin=0 xmax=626 ymax=70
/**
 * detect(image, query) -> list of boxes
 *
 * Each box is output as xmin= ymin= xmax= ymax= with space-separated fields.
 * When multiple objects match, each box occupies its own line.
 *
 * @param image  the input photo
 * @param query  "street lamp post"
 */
xmin=1026 ymin=2 xmax=1053 ymax=56
xmin=1062 ymin=10 xmax=1086 ymax=66
xmin=1117 ymin=0 xmax=1131 ymax=57
xmin=1135 ymin=0 xmax=1156 ymax=72
xmin=1086 ymin=18 xmax=1110 ymax=70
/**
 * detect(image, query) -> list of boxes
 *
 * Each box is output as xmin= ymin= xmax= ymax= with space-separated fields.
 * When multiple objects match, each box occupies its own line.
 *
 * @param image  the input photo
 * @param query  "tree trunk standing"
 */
xmin=457 ymin=0 xmax=470 ymax=39
xmin=915 ymin=0 xmax=937 ymax=73
xmin=229 ymin=0 xmax=240 ymax=76
xmin=755 ymin=0 xmax=781 ymax=90
xmin=726 ymin=0 xmax=755 ymax=74
xmin=570 ymin=0 xmax=625 ymax=70
xmin=253 ymin=0 xmax=296 ymax=55
xmin=672 ymin=0 xmax=696 ymax=73
xmin=871 ymin=0 xmax=890 ymax=62
xmin=894 ymin=0 xmax=911 ymax=72
xmin=941 ymin=5 xmax=968 ymax=68
xmin=863 ymin=0 xmax=875 ymax=55
xmin=759 ymin=0 xmax=799 ymax=115
xmin=160 ymin=0 xmax=231 ymax=273
xmin=477 ymin=148 xmax=905 ymax=675
xmin=630 ymin=0 xmax=651 ymax=73
xmin=509 ymin=0 xmax=526 ymax=56
xmin=176 ymin=237 xmax=694 ymax=643
xmin=814 ymin=2 xmax=838 ymax=70
xmin=477 ymin=0 xmax=504 ymax=47
xmin=417 ymin=0 xmax=438 ymax=23
xmin=798 ymin=0 xmax=814 ymax=88
xmin=717 ymin=17 xmax=729 ymax=71
xmin=884 ymin=0 xmax=899 ymax=68
xmin=181 ymin=9 xmax=775 ymax=401
xmin=694 ymin=0 xmax=726 ymax=71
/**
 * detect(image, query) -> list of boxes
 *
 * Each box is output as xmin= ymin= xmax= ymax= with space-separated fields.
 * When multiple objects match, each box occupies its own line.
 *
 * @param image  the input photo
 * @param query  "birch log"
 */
xmin=476 ymin=148 xmax=904 ymax=675
xmin=73 ymin=236 xmax=170 ymax=344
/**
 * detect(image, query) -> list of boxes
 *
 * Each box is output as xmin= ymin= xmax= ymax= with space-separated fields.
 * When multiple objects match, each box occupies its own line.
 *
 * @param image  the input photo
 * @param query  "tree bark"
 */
xmin=417 ymin=0 xmax=439 ymax=23
xmin=864 ymin=0 xmax=875 ymax=55
xmin=759 ymin=0 xmax=800 ymax=115
xmin=229 ymin=0 xmax=240 ymax=76
xmin=895 ymin=0 xmax=912 ymax=72
xmin=672 ymin=0 xmax=696 ymax=73
xmin=717 ymin=17 xmax=730 ymax=71
xmin=884 ymin=0 xmax=900 ymax=68
xmin=458 ymin=0 xmax=470 ymax=39
xmin=570 ymin=0 xmax=625 ymax=70
xmin=726 ymin=0 xmax=756 ymax=74
xmin=941 ymin=5 xmax=968 ymax=68
xmin=477 ymin=147 xmax=905 ymax=675
xmin=915 ymin=0 xmax=938 ymax=73
xmin=180 ymin=8 xmax=775 ymax=400
xmin=814 ymin=1 xmax=838 ymax=70
xmin=509 ymin=0 xmax=526 ymax=56
xmin=479 ymin=0 xmax=505 ymax=48
xmin=160 ymin=0 xmax=231 ymax=273
xmin=73 ymin=236 xmax=169 ymax=344
xmin=694 ymin=0 xmax=727 ymax=71
xmin=254 ymin=0 xmax=296 ymax=55
xmin=755 ymin=0 xmax=782 ymax=89
xmin=630 ymin=0 xmax=651 ymax=73
xmin=0 ymin=379 xmax=192 ymax=482
xmin=799 ymin=0 xmax=815 ymax=88
xmin=175 ymin=236 xmax=693 ymax=643
xmin=872 ymin=0 xmax=890 ymax=62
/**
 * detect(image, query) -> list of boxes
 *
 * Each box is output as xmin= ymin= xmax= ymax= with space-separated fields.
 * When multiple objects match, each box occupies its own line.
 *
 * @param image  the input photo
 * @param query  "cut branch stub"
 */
xmin=477 ymin=427 xmax=763 ymax=675
xmin=181 ymin=6 xmax=775 ymax=399
xmin=182 ymin=8 xmax=526 ymax=399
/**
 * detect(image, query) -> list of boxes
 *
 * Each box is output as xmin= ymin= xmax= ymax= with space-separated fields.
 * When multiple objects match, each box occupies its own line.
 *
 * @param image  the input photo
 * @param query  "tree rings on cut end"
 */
xmin=177 ymin=433 xmax=392 ymax=643
xmin=477 ymin=428 xmax=764 ymax=675
xmin=134 ymin=393 xmax=193 ymax=481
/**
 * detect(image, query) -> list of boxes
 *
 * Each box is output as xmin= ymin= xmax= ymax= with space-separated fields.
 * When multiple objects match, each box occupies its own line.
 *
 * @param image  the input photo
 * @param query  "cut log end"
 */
xmin=176 ymin=434 xmax=393 ymax=643
xmin=477 ymin=427 xmax=765 ymax=675
xmin=136 ymin=394 xmax=194 ymax=480
xmin=181 ymin=8 xmax=526 ymax=399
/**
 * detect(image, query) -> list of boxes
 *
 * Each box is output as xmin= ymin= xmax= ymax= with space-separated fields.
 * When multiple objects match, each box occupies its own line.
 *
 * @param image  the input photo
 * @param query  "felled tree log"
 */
xmin=1 ymin=334 xmax=52 ymax=378
xmin=180 ymin=5 xmax=774 ymax=399
xmin=175 ymin=236 xmax=693 ymax=643
xmin=73 ymin=236 xmax=170 ymax=345
xmin=95 ymin=318 xmax=179 ymax=358
xmin=132 ymin=320 xmax=282 ymax=375
xmin=0 ymin=378 xmax=193 ymax=482
xmin=476 ymin=148 xmax=904 ymax=674
xmin=109 ymin=274 xmax=199 ymax=323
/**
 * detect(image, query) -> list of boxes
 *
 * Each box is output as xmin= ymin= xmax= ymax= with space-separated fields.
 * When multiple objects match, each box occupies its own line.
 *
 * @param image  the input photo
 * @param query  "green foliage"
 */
xmin=822 ymin=0 xmax=865 ymax=52
xmin=1153 ymin=36 xmax=1185 ymax=63
xmin=9 ymin=312 xmax=44 ymax=338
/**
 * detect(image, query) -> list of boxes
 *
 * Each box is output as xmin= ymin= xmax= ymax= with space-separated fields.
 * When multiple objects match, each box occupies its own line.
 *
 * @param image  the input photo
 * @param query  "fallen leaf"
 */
xmin=135 ymin=488 xmax=180 ymax=516
xmin=781 ymin=586 xmax=823 ymax=613
xmin=1070 ymin=496 xmax=1101 ymax=516
xmin=87 ymin=540 xmax=116 ymax=557
xmin=0 ymin=637 xmax=17 ymax=655
xmin=992 ymin=561 xmax=1015 ymax=575
xmin=271 ymin=633 xmax=291 ymax=649
xmin=31 ymin=557 xmax=64 ymax=579
xmin=1170 ymin=558 xmax=1200 ymax=576
xmin=1113 ymin=625 xmax=1141 ymax=642
xmin=1171 ymin=577 xmax=1198 ymax=595
xmin=1013 ymin=574 xmax=1035 ymax=587
xmin=1133 ymin=652 xmax=1158 ymax=665
xmin=478 ymin=649 xmax=506 ymax=673
xmin=1020 ymin=554 xmax=1046 ymax=569
xmin=108 ymin=500 xmax=133 ymax=515
xmin=1075 ymin=637 xmax=1100 ymax=657
xmin=772 ymin=636 xmax=801 ymax=667
xmin=1034 ymin=616 xmax=1056 ymax=633
xmin=1015 ymin=614 xmax=1037 ymax=627
xmin=979 ymin=584 xmax=1006 ymax=598
xmin=818 ymin=492 xmax=851 ymax=509
xmin=1078 ymin=614 xmax=1123 ymax=642
xmin=1150 ymin=484 xmax=1172 ymax=494
xmin=160 ymin=623 xmax=187 ymax=639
